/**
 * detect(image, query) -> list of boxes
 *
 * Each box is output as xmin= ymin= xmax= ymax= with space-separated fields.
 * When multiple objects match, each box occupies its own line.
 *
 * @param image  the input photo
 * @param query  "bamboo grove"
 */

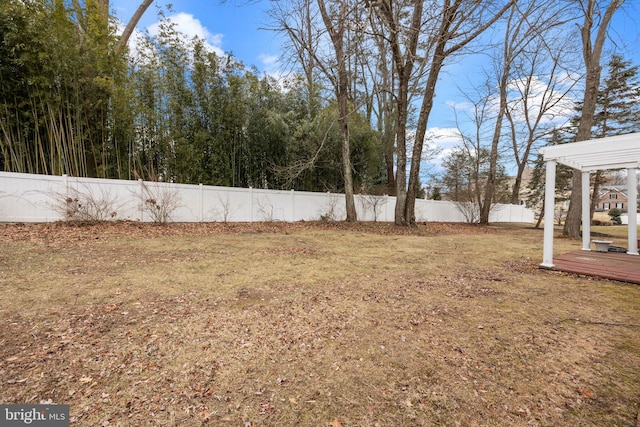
xmin=0 ymin=0 xmax=385 ymax=192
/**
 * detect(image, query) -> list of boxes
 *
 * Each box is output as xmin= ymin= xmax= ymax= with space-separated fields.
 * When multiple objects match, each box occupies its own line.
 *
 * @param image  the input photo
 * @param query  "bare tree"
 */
xmin=372 ymin=0 xmax=514 ymax=225
xmin=360 ymin=194 xmax=387 ymax=221
xmin=365 ymin=8 xmax=397 ymax=195
xmin=563 ymin=0 xmax=625 ymax=238
xmin=316 ymin=0 xmax=358 ymax=221
xmin=269 ymin=0 xmax=322 ymax=120
xmin=269 ymin=0 xmax=359 ymax=221
xmin=504 ymin=30 xmax=579 ymax=205
xmin=370 ymin=0 xmax=426 ymax=225
xmin=479 ymin=0 xmax=575 ymax=223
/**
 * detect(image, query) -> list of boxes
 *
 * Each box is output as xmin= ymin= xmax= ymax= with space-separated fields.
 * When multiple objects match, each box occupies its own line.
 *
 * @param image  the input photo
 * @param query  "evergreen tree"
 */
xmin=594 ymin=55 xmax=640 ymax=137
xmin=441 ymin=147 xmax=509 ymax=204
xmin=564 ymin=55 xmax=640 ymax=219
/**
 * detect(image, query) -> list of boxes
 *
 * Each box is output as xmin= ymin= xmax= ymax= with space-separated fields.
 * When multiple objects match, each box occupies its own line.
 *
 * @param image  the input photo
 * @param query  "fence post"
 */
xmin=138 ymin=179 xmax=144 ymax=222
xmin=62 ymin=174 xmax=68 ymax=199
xmin=199 ymin=183 xmax=204 ymax=222
xmin=249 ymin=187 xmax=253 ymax=222
xmin=291 ymin=189 xmax=295 ymax=222
xmin=62 ymin=174 xmax=68 ymax=222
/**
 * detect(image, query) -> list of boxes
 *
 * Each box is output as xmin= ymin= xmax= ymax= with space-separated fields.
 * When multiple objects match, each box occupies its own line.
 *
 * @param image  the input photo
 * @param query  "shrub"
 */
xmin=50 ymin=185 xmax=121 ymax=222
xmin=608 ymin=208 xmax=622 ymax=225
xmin=137 ymin=181 xmax=181 ymax=223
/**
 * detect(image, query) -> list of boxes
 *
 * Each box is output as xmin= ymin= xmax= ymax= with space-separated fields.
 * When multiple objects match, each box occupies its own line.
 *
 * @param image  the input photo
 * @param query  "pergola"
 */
xmin=539 ymin=132 xmax=640 ymax=267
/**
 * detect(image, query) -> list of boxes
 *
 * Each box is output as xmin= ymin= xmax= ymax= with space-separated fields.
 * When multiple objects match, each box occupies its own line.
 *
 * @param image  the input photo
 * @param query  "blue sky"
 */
xmin=112 ymin=0 xmax=281 ymax=74
xmin=111 ymin=0 xmax=640 ymax=175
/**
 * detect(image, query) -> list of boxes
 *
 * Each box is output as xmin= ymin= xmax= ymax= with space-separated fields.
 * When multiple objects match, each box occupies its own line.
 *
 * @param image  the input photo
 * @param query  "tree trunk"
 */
xmin=563 ymin=0 xmax=623 ymax=238
xmin=406 ymin=54 xmax=445 ymax=225
xmin=535 ymin=197 xmax=545 ymax=228
xmin=480 ymin=78 xmax=507 ymax=225
xmin=510 ymin=163 xmax=525 ymax=205
xmin=317 ymin=0 xmax=357 ymax=221
xmin=338 ymin=70 xmax=357 ymax=221
xmin=403 ymin=0 xmax=513 ymax=226
xmin=590 ymin=170 xmax=604 ymax=220
xmin=117 ymin=0 xmax=155 ymax=52
xmin=383 ymin=124 xmax=396 ymax=196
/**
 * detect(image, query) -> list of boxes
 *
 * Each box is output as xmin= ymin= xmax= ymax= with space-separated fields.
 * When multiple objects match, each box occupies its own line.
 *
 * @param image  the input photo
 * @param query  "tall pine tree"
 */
xmin=589 ymin=55 xmax=640 ymax=218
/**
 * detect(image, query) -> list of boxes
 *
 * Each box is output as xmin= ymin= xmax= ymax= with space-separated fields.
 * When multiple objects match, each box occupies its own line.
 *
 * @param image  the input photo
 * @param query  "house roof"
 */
xmin=539 ymin=132 xmax=640 ymax=172
xmin=598 ymin=187 xmax=628 ymax=197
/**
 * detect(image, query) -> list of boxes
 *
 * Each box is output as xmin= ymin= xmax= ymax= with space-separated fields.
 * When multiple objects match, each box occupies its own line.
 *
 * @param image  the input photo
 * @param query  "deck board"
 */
xmin=545 ymin=249 xmax=640 ymax=284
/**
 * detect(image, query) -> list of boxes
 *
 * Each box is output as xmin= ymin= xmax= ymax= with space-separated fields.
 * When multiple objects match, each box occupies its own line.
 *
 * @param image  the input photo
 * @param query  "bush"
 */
xmin=50 ymin=185 xmax=121 ymax=222
xmin=137 ymin=181 xmax=181 ymax=223
xmin=608 ymin=208 xmax=623 ymax=225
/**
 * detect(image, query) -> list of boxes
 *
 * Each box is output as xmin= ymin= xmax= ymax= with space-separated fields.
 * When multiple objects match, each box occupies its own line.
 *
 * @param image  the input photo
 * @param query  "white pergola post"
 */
xmin=627 ymin=168 xmax=638 ymax=255
xmin=541 ymin=160 xmax=556 ymax=267
xmin=581 ymin=171 xmax=591 ymax=251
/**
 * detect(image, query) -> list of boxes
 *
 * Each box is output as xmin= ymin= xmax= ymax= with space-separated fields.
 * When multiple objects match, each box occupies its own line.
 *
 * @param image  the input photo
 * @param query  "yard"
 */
xmin=1 ymin=221 xmax=639 ymax=426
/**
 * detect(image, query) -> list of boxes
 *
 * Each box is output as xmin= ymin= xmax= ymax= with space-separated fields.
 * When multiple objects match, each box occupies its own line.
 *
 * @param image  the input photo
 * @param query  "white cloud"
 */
xmin=445 ymin=100 xmax=474 ymax=112
xmin=147 ymin=12 xmax=225 ymax=57
xmin=259 ymin=54 xmax=279 ymax=68
xmin=259 ymin=54 xmax=290 ymax=86
xmin=424 ymin=127 xmax=465 ymax=167
xmin=404 ymin=127 xmax=464 ymax=174
xmin=506 ymin=75 xmax=576 ymax=126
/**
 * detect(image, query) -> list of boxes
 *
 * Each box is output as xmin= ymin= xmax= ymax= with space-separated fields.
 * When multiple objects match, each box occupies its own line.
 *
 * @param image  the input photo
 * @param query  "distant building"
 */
xmin=506 ymin=167 xmax=534 ymax=206
xmin=596 ymin=187 xmax=628 ymax=212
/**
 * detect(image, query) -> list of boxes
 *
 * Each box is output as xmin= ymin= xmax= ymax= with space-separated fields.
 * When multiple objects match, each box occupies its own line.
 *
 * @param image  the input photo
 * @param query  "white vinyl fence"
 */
xmin=0 ymin=171 xmax=534 ymax=223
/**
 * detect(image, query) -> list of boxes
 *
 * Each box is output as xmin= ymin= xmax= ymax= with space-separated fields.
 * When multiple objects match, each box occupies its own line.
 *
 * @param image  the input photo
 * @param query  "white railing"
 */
xmin=0 ymin=171 xmax=534 ymax=223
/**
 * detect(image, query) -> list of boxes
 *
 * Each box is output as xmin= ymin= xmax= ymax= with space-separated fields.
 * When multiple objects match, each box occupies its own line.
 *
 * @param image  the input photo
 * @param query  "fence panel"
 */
xmin=0 ymin=171 xmax=534 ymax=224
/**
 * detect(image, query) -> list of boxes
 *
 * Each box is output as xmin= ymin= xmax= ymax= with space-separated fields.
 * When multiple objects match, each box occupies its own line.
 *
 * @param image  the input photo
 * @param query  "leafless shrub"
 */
xmin=554 ymin=206 xmax=567 ymax=226
xmin=49 ymin=185 xmax=121 ymax=221
xmin=214 ymin=193 xmax=235 ymax=222
xmin=454 ymin=201 xmax=480 ymax=224
xmin=255 ymin=196 xmax=275 ymax=222
xmin=319 ymin=194 xmax=342 ymax=221
xmin=360 ymin=195 xmax=387 ymax=222
xmin=137 ymin=181 xmax=181 ymax=223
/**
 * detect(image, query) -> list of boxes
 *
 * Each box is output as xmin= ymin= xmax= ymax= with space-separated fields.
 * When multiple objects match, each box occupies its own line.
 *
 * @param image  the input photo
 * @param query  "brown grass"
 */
xmin=1 ymin=221 xmax=639 ymax=426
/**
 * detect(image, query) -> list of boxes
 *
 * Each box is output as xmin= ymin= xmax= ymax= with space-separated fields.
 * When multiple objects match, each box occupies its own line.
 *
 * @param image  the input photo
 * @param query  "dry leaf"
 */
xmin=79 ymin=376 xmax=93 ymax=383
xmin=578 ymin=388 xmax=594 ymax=398
xmin=331 ymin=419 xmax=342 ymax=427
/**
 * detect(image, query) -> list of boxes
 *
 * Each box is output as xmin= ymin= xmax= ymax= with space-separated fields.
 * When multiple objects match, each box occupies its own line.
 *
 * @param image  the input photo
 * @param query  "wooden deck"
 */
xmin=546 ymin=249 xmax=640 ymax=284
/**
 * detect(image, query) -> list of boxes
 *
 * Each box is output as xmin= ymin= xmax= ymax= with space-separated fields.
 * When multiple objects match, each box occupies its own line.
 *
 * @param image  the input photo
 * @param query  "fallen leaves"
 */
xmin=1 ymin=221 xmax=639 ymax=427
xmin=0 ymin=220 xmax=494 ymax=245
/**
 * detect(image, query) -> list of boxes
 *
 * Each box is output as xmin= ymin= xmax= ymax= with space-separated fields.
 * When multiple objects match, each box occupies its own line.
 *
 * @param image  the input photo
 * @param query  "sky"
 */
xmin=112 ymin=0 xmax=281 ymax=74
xmin=111 ymin=0 xmax=640 ymax=176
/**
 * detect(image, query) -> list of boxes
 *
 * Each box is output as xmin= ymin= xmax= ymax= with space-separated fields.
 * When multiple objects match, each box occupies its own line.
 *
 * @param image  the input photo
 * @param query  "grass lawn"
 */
xmin=1 ymin=221 xmax=639 ymax=426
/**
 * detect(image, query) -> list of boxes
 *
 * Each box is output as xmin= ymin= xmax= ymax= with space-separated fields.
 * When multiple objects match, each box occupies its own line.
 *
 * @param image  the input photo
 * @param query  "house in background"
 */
xmin=596 ymin=186 xmax=628 ymax=212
